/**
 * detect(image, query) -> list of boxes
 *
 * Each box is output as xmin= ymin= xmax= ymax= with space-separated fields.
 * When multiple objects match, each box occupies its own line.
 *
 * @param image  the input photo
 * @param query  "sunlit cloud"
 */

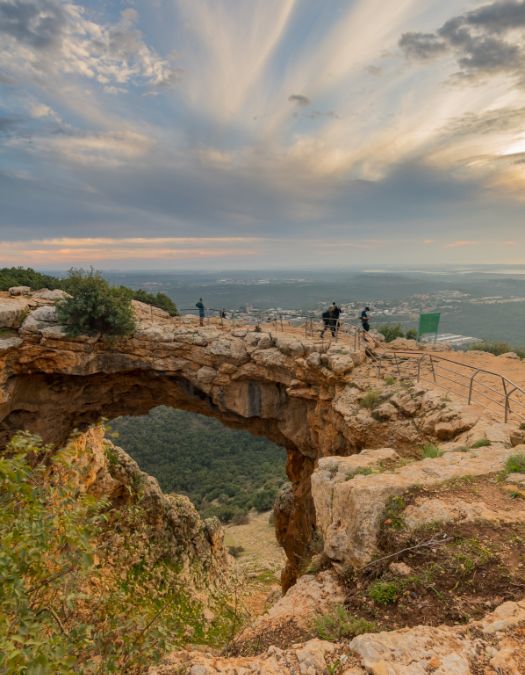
xmin=0 ymin=0 xmax=524 ymax=268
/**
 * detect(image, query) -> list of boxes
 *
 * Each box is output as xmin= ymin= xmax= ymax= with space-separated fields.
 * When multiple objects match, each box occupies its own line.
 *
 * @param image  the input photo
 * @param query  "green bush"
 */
xmin=133 ymin=289 xmax=178 ymax=316
xmin=119 ymin=288 xmax=179 ymax=316
xmin=367 ymin=580 xmax=400 ymax=605
xmin=0 ymin=267 xmax=63 ymax=291
xmin=420 ymin=443 xmax=443 ymax=458
xmin=470 ymin=438 xmax=491 ymax=449
xmin=58 ymin=269 xmax=135 ymax=337
xmin=405 ymin=328 xmax=417 ymax=341
xmin=359 ymin=390 xmax=381 ymax=409
xmin=505 ymin=453 xmax=525 ymax=474
xmin=314 ymin=606 xmax=376 ymax=641
xmin=378 ymin=324 xmax=404 ymax=342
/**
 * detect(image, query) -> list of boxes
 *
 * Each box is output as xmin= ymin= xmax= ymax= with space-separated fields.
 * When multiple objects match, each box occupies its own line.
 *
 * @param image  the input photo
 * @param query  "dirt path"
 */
xmin=225 ymin=511 xmax=285 ymax=617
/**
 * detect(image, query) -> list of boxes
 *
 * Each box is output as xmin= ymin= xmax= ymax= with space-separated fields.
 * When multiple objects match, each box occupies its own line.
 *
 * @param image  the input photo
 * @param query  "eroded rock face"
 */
xmin=312 ymin=445 xmax=524 ymax=568
xmin=66 ymin=426 xmax=228 ymax=586
xmin=0 ymin=298 xmax=486 ymax=588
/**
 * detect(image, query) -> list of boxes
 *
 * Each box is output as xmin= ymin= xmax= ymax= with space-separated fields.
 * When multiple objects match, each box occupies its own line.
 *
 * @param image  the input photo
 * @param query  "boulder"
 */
xmin=0 ymin=297 xmax=33 ymax=328
xmin=349 ymin=599 xmax=525 ymax=675
xmin=34 ymin=288 xmax=71 ymax=301
xmin=21 ymin=305 xmax=61 ymax=334
xmin=0 ymin=337 xmax=23 ymax=352
xmin=499 ymin=351 xmax=520 ymax=359
xmin=8 ymin=285 xmax=31 ymax=296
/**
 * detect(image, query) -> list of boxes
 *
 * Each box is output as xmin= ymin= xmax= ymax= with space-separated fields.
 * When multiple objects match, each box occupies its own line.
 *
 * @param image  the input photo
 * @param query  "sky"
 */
xmin=1 ymin=0 xmax=525 ymax=270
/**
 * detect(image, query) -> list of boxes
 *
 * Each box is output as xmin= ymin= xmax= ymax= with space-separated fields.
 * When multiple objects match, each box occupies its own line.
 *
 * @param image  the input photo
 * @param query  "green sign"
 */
xmin=418 ymin=312 xmax=440 ymax=341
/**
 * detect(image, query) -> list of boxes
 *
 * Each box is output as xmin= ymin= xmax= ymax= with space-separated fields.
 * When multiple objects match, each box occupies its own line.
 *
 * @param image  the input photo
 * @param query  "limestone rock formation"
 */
xmin=65 ymin=425 xmax=228 ymax=588
xmin=0 ymin=296 xmax=479 ymax=587
xmin=311 ymin=444 xmax=524 ymax=568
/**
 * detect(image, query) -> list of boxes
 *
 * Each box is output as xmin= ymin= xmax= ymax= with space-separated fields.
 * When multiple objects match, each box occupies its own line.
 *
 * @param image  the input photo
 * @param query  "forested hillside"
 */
xmin=111 ymin=407 xmax=287 ymax=523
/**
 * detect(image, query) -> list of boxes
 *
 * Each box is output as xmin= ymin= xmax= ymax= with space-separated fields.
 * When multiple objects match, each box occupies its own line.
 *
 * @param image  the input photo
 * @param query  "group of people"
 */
xmin=320 ymin=302 xmax=371 ymax=337
xmin=196 ymin=297 xmax=371 ymax=335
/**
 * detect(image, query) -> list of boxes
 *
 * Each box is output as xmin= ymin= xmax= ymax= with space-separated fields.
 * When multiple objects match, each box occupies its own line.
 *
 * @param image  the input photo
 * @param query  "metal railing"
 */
xmin=175 ymin=308 xmax=367 ymax=352
xmin=373 ymin=349 xmax=525 ymax=422
xmin=164 ymin=306 xmax=525 ymax=421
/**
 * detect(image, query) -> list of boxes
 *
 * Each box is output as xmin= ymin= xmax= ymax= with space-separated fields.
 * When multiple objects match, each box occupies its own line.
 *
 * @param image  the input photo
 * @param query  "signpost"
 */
xmin=418 ymin=312 xmax=440 ymax=343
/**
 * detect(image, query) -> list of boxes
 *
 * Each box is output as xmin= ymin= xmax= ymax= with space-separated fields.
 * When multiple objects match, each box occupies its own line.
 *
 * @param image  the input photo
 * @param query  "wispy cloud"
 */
xmin=0 ymin=0 xmax=524 ymax=268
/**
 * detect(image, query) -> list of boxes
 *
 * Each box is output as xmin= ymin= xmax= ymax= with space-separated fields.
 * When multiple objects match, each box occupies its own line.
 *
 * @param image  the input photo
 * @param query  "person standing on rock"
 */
xmin=360 ymin=306 xmax=370 ymax=332
xmin=331 ymin=302 xmax=342 ymax=337
xmin=320 ymin=306 xmax=332 ymax=338
xmin=196 ymin=298 xmax=205 ymax=326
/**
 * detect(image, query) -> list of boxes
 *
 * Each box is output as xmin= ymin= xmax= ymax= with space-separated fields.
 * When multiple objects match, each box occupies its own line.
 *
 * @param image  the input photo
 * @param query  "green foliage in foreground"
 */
xmin=314 ymin=605 xmax=376 ymax=641
xmin=0 ymin=432 xmax=238 ymax=673
xmin=58 ymin=269 xmax=136 ymax=337
xmin=111 ymin=407 xmax=287 ymax=523
xmin=468 ymin=340 xmax=525 ymax=358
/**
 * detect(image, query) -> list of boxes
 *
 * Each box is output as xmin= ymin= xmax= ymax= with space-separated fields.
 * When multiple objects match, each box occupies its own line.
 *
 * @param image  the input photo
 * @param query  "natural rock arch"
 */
xmin=0 ymin=299 xmax=471 ymax=587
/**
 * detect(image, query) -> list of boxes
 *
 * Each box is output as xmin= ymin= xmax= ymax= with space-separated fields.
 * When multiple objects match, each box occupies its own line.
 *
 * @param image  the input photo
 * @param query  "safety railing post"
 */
xmin=468 ymin=370 xmax=480 ymax=405
xmin=503 ymin=377 xmax=510 ymax=423
xmin=394 ymin=353 xmax=401 ymax=377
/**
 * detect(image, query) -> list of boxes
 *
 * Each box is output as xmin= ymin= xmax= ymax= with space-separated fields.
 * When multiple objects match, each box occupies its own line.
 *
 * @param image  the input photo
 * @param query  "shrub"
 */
xmin=421 ymin=443 xmax=442 ymax=458
xmin=0 ymin=266 xmax=63 ymax=291
xmin=505 ymin=453 xmax=525 ymax=474
xmin=251 ymin=487 xmax=277 ymax=513
xmin=378 ymin=324 xmax=404 ymax=342
xmin=228 ymin=545 xmax=245 ymax=558
xmin=470 ymin=438 xmax=491 ymax=449
xmin=367 ymin=581 xmax=400 ymax=605
xmin=405 ymin=328 xmax=417 ymax=341
xmin=121 ymin=288 xmax=179 ymax=316
xmin=384 ymin=375 xmax=397 ymax=385
xmin=58 ymin=269 xmax=135 ymax=337
xmin=314 ymin=606 xmax=376 ymax=641
xmin=383 ymin=496 xmax=406 ymax=530
xmin=359 ymin=390 xmax=381 ymax=409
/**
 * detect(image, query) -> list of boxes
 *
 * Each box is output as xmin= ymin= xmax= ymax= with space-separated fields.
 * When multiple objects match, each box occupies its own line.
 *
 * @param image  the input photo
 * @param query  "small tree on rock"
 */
xmin=57 ymin=269 xmax=135 ymax=337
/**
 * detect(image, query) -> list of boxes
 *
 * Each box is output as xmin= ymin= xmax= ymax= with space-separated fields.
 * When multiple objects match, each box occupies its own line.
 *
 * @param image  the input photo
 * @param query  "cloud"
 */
xmin=0 ymin=0 xmax=67 ymax=50
xmin=399 ymin=1 xmax=525 ymax=83
xmin=0 ymin=1 xmax=181 ymax=90
xmin=398 ymin=32 xmax=448 ymax=60
xmin=0 ymin=115 xmax=20 ymax=135
xmin=445 ymin=240 xmax=478 ymax=248
xmin=288 ymin=94 xmax=311 ymax=106
xmin=0 ymin=236 xmax=260 ymax=265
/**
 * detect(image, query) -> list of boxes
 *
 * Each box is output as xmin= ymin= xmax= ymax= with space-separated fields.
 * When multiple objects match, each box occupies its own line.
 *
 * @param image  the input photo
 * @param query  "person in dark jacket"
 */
xmin=196 ymin=298 xmax=205 ymax=326
xmin=331 ymin=302 xmax=342 ymax=336
xmin=360 ymin=306 xmax=370 ymax=332
xmin=320 ymin=307 xmax=332 ymax=337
